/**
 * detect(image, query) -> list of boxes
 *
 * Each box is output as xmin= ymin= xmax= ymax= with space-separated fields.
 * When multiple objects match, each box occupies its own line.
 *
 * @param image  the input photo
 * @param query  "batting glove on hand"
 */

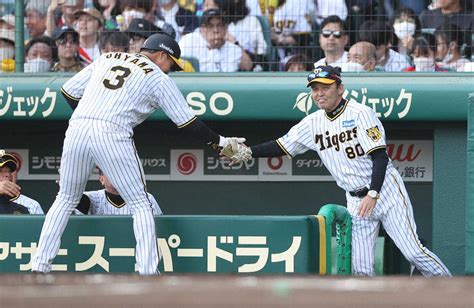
xmin=220 ymin=139 xmax=252 ymax=165
xmin=219 ymin=136 xmax=246 ymax=149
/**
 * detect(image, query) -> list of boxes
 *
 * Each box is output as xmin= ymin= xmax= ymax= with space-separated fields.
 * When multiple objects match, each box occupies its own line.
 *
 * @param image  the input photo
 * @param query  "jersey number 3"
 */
xmin=103 ymin=66 xmax=131 ymax=90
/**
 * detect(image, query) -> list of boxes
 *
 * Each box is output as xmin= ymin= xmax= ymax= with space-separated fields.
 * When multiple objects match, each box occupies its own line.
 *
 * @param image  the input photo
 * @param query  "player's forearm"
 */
xmin=250 ymin=140 xmax=286 ymax=157
xmin=179 ymin=117 xmax=221 ymax=148
xmin=368 ymin=148 xmax=389 ymax=193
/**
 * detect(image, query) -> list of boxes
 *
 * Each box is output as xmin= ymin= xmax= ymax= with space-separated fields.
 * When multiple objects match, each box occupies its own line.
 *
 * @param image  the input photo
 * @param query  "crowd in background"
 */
xmin=0 ymin=0 xmax=472 ymax=73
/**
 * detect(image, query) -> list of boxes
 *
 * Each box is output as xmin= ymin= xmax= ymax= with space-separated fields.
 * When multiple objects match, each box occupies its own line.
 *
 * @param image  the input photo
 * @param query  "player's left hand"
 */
xmin=358 ymin=196 xmax=377 ymax=217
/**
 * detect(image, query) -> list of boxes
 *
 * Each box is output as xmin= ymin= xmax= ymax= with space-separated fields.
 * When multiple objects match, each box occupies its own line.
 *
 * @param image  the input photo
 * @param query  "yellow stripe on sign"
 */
xmin=314 ymin=215 xmax=327 ymax=275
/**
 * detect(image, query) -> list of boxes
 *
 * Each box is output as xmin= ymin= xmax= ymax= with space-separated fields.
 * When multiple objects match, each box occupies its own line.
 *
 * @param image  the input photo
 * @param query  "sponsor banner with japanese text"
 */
xmin=0 ymin=74 xmax=470 ymax=121
xmin=0 ymin=216 xmax=321 ymax=274
xmin=5 ymin=140 xmax=432 ymax=182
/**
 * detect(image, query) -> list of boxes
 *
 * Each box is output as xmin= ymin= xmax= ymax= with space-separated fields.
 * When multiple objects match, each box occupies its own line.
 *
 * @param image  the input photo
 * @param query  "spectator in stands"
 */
xmin=283 ymin=53 xmax=312 ymax=71
xmin=0 ymin=151 xmax=43 ymax=214
xmin=0 ymin=14 xmax=15 ymax=30
xmin=179 ymin=9 xmax=253 ymax=72
xmin=52 ymin=25 xmax=85 ymax=72
xmin=46 ymin=0 xmax=84 ymax=38
xmin=0 ymin=28 xmax=15 ymax=72
xmin=271 ymin=0 xmax=315 ymax=61
xmin=404 ymin=33 xmax=448 ymax=72
xmin=419 ymin=0 xmax=473 ymax=32
xmin=357 ymin=20 xmax=410 ymax=71
xmin=313 ymin=0 xmax=348 ymax=25
xmin=26 ymin=0 xmax=49 ymax=39
xmin=75 ymin=168 xmax=162 ymax=215
xmin=24 ymin=36 xmax=57 ymax=73
xmin=74 ymin=7 xmax=104 ymax=63
xmin=313 ymin=15 xmax=349 ymax=68
xmin=390 ymin=7 xmax=422 ymax=56
xmin=206 ymin=0 xmax=267 ymax=70
xmin=155 ymin=0 xmax=199 ymax=42
xmin=119 ymin=0 xmax=177 ymax=37
xmin=99 ymin=30 xmax=130 ymax=53
xmin=434 ymin=22 xmax=472 ymax=71
xmin=126 ymin=18 xmax=162 ymax=53
xmin=93 ymin=0 xmax=121 ymax=29
xmin=341 ymin=41 xmax=377 ymax=72
xmin=119 ymin=0 xmax=153 ymax=29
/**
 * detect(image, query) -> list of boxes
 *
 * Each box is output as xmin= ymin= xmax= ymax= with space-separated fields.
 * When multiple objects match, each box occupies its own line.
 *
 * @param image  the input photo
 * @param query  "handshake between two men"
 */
xmin=220 ymin=137 xmax=253 ymax=165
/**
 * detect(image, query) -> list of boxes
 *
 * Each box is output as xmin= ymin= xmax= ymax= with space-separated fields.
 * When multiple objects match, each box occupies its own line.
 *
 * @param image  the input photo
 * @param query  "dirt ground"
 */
xmin=0 ymin=274 xmax=473 ymax=308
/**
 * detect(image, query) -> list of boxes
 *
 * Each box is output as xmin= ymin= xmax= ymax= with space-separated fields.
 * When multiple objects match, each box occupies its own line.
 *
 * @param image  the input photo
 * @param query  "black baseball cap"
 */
xmin=0 ymin=151 xmax=17 ymax=172
xmin=126 ymin=18 xmax=161 ymax=39
xmin=141 ymin=33 xmax=183 ymax=71
xmin=200 ymin=9 xmax=227 ymax=26
xmin=307 ymin=65 xmax=342 ymax=87
xmin=54 ymin=25 xmax=79 ymax=41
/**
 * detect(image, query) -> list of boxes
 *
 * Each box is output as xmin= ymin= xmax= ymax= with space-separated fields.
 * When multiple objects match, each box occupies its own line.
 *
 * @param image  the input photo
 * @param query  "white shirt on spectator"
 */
xmin=383 ymin=49 xmax=410 ymax=72
xmin=273 ymin=0 xmax=314 ymax=36
xmin=462 ymin=61 xmax=474 ymax=72
xmin=314 ymin=0 xmax=348 ymax=25
xmin=313 ymin=51 xmax=348 ymax=68
xmin=228 ymin=15 xmax=267 ymax=55
xmin=179 ymin=31 xmax=243 ymax=72
xmin=246 ymin=0 xmax=263 ymax=16
xmin=162 ymin=3 xmax=182 ymax=42
xmin=441 ymin=58 xmax=471 ymax=72
xmin=84 ymin=43 xmax=101 ymax=61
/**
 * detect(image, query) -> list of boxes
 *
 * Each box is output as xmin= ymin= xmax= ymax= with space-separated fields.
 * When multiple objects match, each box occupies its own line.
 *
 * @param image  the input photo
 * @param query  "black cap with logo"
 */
xmin=126 ymin=18 xmax=161 ymax=39
xmin=141 ymin=33 xmax=183 ymax=71
xmin=200 ymin=8 xmax=227 ymax=26
xmin=53 ymin=25 xmax=79 ymax=41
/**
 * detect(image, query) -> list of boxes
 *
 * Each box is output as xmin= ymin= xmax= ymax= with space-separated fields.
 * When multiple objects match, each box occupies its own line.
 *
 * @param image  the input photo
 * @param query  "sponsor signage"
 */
xmin=6 ymin=140 xmax=433 ymax=182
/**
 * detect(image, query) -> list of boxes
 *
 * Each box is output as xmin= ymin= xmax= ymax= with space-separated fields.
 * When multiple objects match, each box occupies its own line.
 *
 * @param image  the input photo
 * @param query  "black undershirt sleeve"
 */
xmin=368 ymin=148 xmax=389 ymax=193
xmin=179 ymin=118 xmax=221 ymax=149
xmin=250 ymin=140 xmax=286 ymax=157
xmin=76 ymin=194 xmax=91 ymax=214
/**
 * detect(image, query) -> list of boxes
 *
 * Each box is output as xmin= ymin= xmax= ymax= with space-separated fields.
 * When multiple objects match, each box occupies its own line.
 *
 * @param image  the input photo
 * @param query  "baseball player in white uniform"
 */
xmin=0 ymin=150 xmax=43 ymax=214
xmin=31 ymin=33 xmax=244 ymax=275
xmin=75 ymin=169 xmax=162 ymax=215
xmin=225 ymin=65 xmax=451 ymax=276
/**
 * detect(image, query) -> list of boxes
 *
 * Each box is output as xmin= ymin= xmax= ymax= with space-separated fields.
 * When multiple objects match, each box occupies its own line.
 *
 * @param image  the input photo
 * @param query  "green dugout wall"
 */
xmin=0 ymin=72 xmax=472 ymax=274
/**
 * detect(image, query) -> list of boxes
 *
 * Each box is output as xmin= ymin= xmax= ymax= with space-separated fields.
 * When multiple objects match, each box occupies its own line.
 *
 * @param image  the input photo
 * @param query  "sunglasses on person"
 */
xmin=307 ymin=70 xmax=330 ymax=81
xmin=321 ymin=30 xmax=343 ymax=39
xmin=58 ymin=38 xmax=78 ymax=46
xmin=307 ymin=68 xmax=341 ymax=84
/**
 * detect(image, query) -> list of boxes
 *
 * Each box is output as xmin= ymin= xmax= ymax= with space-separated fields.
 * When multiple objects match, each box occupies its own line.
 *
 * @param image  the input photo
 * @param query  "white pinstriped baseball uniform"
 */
xmin=11 ymin=194 xmax=44 ymax=214
xmin=31 ymin=52 xmax=196 ymax=275
xmin=75 ymin=190 xmax=163 ymax=215
xmin=277 ymin=99 xmax=451 ymax=276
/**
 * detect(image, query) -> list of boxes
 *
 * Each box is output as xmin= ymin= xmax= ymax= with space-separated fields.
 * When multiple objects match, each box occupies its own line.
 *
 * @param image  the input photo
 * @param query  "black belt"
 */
xmin=349 ymin=187 xmax=369 ymax=198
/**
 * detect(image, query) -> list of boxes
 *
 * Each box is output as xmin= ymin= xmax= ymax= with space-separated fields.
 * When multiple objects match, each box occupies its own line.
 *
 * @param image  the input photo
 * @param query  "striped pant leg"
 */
xmin=32 ymin=126 xmax=95 ymax=272
xmin=351 ymin=213 xmax=380 ymax=276
xmin=381 ymin=173 xmax=452 ymax=277
xmin=91 ymin=130 xmax=158 ymax=275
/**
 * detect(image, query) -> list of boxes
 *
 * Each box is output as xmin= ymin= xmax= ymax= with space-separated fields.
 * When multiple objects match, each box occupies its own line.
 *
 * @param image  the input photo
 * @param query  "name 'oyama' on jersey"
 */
xmin=105 ymin=52 xmax=154 ymax=75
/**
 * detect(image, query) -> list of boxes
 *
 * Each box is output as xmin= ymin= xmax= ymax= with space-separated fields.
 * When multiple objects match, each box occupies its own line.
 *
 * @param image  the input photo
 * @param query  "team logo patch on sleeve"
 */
xmin=366 ymin=126 xmax=382 ymax=142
